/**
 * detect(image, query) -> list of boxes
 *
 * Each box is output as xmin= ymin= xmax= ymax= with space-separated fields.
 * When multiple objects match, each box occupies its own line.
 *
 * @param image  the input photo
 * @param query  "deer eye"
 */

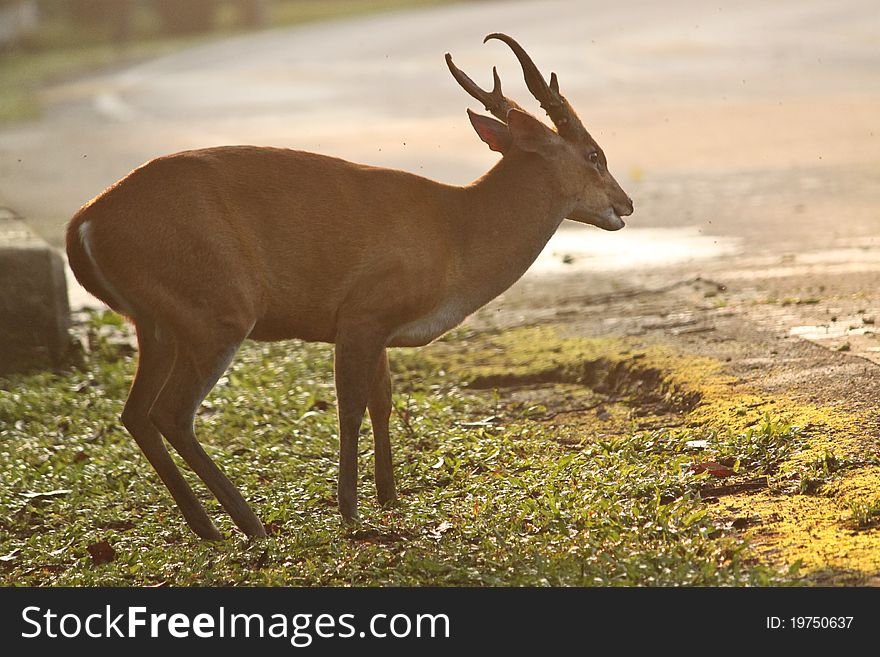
xmin=587 ymin=151 xmax=603 ymax=170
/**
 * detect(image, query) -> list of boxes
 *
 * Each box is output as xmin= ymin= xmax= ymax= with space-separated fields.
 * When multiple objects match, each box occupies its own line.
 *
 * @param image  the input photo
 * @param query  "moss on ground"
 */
xmin=428 ymin=324 xmax=880 ymax=583
xmin=1 ymin=318 xmax=875 ymax=585
xmin=0 ymin=316 xmax=791 ymax=586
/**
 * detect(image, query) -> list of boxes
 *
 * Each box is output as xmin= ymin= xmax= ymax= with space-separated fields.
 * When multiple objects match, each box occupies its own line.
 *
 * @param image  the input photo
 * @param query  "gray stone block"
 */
xmin=0 ymin=209 xmax=71 ymax=374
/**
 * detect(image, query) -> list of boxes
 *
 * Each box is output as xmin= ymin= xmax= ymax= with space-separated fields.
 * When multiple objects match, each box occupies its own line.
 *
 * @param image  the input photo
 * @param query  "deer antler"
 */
xmin=484 ymin=33 xmax=588 ymax=142
xmin=445 ymin=52 xmax=524 ymax=122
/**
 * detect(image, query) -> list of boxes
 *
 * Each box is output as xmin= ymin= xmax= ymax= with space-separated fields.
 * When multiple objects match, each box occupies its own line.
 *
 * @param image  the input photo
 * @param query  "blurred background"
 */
xmin=0 ymin=0 xmax=878 ymax=357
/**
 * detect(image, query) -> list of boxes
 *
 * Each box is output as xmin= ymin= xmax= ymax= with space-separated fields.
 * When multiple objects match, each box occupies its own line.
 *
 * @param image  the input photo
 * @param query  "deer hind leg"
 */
xmin=149 ymin=318 xmax=267 ymax=538
xmin=121 ymin=320 xmax=222 ymax=540
xmin=368 ymin=348 xmax=396 ymax=505
xmin=334 ymin=330 xmax=387 ymax=523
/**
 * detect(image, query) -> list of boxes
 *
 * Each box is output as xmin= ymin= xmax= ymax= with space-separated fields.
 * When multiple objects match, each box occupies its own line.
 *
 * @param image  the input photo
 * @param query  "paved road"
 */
xmin=1 ymin=0 xmax=877 ymax=242
xmin=1 ymin=0 xmax=878 ymax=357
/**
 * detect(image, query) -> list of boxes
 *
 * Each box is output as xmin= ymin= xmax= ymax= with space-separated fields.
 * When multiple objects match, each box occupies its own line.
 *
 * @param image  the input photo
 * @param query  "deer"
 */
xmin=65 ymin=34 xmax=633 ymax=540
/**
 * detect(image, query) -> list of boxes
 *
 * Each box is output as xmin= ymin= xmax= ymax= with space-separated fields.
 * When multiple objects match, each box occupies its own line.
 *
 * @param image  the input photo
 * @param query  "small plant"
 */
xmin=847 ymin=499 xmax=880 ymax=530
xmin=798 ymin=452 xmax=845 ymax=495
xmin=712 ymin=414 xmax=802 ymax=475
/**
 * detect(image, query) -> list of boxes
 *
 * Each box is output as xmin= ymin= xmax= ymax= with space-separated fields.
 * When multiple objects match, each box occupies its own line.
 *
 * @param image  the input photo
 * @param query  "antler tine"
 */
xmin=483 ymin=33 xmax=587 ymax=141
xmin=445 ymin=52 xmax=524 ymax=122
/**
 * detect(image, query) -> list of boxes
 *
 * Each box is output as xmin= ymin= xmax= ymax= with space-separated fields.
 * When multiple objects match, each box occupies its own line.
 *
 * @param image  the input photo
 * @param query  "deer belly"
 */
xmin=388 ymin=299 xmax=470 ymax=347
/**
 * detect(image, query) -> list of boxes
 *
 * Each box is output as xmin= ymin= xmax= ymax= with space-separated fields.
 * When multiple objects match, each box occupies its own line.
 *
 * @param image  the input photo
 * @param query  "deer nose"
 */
xmin=617 ymin=196 xmax=634 ymax=217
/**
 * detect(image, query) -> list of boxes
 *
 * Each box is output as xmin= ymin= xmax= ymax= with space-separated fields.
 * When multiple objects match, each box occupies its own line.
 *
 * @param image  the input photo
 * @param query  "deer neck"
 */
xmin=454 ymin=153 xmax=569 ymax=303
xmin=385 ymin=153 xmax=571 ymax=348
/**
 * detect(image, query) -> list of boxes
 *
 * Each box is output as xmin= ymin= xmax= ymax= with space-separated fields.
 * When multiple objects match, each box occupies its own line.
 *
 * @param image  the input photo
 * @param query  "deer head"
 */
xmin=446 ymin=33 xmax=633 ymax=231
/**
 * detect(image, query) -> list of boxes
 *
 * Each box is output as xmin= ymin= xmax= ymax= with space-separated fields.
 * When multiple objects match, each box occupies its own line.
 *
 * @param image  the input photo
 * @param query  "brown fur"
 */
xmin=65 ymin=37 xmax=632 ymax=539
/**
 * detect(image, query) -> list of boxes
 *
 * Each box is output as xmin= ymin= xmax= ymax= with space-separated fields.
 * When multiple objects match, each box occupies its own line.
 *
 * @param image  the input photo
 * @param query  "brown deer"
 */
xmin=66 ymin=34 xmax=633 ymax=539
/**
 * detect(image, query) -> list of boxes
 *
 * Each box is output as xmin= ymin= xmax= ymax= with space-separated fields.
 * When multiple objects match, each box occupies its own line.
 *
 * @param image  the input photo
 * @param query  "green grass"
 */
xmin=0 ymin=0 xmax=458 ymax=125
xmin=713 ymin=414 xmax=802 ymax=476
xmin=0 ymin=313 xmax=798 ymax=586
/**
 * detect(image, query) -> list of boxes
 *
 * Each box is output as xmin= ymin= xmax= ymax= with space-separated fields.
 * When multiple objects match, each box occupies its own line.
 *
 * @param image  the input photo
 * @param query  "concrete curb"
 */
xmin=0 ymin=208 xmax=71 ymax=374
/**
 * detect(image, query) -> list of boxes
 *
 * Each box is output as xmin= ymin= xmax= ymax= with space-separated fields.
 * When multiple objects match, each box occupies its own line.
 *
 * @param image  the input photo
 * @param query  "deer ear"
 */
xmin=506 ymin=109 xmax=559 ymax=154
xmin=468 ymin=109 xmax=511 ymax=154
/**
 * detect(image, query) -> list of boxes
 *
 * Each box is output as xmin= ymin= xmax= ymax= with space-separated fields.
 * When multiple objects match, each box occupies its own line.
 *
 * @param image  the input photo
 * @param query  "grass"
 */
xmin=711 ymin=415 xmax=802 ymax=476
xmin=798 ymin=452 xmax=847 ymax=495
xmin=0 ymin=0 xmax=458 ymax=125
xmin=0 ymin=312 xmax=798 ymax=586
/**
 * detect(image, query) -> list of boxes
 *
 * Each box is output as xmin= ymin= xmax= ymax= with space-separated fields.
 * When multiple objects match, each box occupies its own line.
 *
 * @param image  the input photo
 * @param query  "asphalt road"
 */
xmin=0 ymin=0 xmax=876 ymax=239
xmin=1 ymin=0 xmax=878 ymax=357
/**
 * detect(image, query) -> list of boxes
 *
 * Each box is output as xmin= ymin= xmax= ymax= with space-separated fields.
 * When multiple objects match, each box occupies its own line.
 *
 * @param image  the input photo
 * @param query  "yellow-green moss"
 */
xmin=722 ymin=472 xmax=880 ymax=578
xmin=426 ymin=324 xmax=880 ymax=582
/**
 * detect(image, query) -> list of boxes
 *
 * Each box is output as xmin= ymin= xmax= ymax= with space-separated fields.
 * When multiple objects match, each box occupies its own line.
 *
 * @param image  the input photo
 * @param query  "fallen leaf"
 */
xmin=457 ymin=416 xmax=500 ymax=428
xmin=85 ymin=428 xmax=106 ymax=443
xmin=20 ymin=489 xmax=71 ymax=500
xmin=429 ymin=520 xmax=454 ymax=540
xmin=296 ymin=410 xmax=321 ymax=423
xmin=347 ymin=528 xmax=406 ymax=544
xmin=86 ymin=540 xmax=115 ymax=565
xmin=266 ymin=520 xmax=284 ymax=536
xmin=0 ymin=548 xmax=21 ymax=562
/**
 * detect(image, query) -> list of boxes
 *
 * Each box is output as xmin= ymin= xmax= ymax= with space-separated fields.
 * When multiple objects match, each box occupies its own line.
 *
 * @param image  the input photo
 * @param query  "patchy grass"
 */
xmin=0 ymin=314 xmax=796 ymax=586
xmin=426 ymin=324 xmax=880 ymax=583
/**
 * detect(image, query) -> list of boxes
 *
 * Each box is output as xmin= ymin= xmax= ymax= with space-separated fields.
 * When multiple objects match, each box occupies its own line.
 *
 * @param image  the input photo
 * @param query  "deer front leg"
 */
xmin=334 ymin=332 xmax=386 ymax=523
xmin=368 ymin=349 xmax=396 ymax=506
